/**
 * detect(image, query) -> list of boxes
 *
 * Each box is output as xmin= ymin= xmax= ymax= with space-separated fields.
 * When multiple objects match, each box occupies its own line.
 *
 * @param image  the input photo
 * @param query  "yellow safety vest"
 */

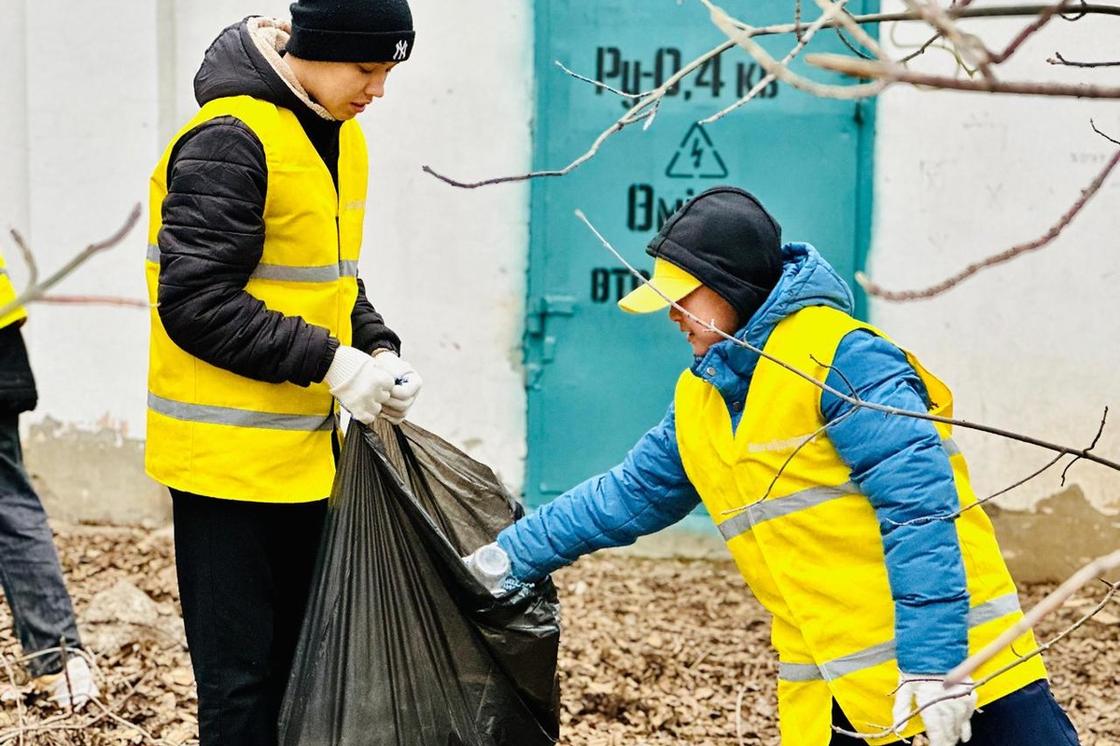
xmin=0 ymin=249 xmax=28 ymax=330
xmin=145 ymin=95 xmax=367 ymax=503
xmin=674 ymin=305 xmax=1046 ymax=745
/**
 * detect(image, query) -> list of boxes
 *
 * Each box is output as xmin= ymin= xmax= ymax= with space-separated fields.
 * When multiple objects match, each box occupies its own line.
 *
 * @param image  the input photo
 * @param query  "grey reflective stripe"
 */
xmin=943 ymin=438 xmax=961 ymax=457
xmin=718 ymin=481 xmax=860 ymax=541
xmin=777 ymin=594 xmax=1024 ymax=682
xmin=777 ymin=662 xmax=822 ymax=683
xmin=0 ymin=268 xmax=8 ymax=278
xmin=148 ymin=244 xmax=350 ymax=283
xmin=251 ymin=263 xmax=340 ymax=282
xmin=820 ymin=639 xmax=896 ymax=680
xmin=967 ymin=592 xmax=1020 ymax=627
xmin=148 ymin=392 xmax=332 ymax=432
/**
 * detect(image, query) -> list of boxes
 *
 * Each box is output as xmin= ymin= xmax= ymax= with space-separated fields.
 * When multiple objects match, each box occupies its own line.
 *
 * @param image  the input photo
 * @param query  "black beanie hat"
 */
xmin=287 ymin=0 xmax=415 ymax=63
xmin=647 ymin=186 xmax=783 ymax=320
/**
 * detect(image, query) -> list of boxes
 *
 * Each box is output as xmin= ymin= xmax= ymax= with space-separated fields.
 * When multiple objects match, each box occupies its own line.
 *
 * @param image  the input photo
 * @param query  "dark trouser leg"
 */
xmin=830 ymin=699 xmax=870 ymax=745
xmin=966 ymin=680 xmax=1080 ymax=745
xmin=172 ymin=490 xmax=326 ymax=746
xmin=0 ymin=414 xmax=81 ymax=677
xmin=830 ymin=679 xmax=1080 ymax=746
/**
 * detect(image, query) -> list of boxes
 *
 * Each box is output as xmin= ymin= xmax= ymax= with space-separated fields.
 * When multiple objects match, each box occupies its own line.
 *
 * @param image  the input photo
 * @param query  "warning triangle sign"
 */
xmin=665 ymin=123 xmax=728 ymax=179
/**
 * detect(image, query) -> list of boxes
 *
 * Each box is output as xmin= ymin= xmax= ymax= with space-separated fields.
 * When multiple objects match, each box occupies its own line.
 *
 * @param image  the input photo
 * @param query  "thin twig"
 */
xmin=1092 ymin=118 xmax=1120 ymax=145
xmin=702 ymin=0 xmax=856 ymax=125
xmin=807 ymin=53 xmax=1120 ymax=98
xmin=554 ymin=60 xmax=656 ymax=99
xmin=856 ymin=147 xmax=1120 ymax=301
xmin=735 ymin=679 xmax=748 ymax=746
xmin=1048 ymin=50 xmax=1120 ymax=67
xmin=7 ymin=231 xmax=38 ymax=291
xmin=1061 ymin=406 xmax=1108 ymax=485
xmin=903 ymin=0 xmax=994 ymax=78
xmin=704 ymin=0 xmax=887 ymax=102
xmin=36 ymin=295 xmax=149 ymax=309
xmin=887 ymin=452 xmax=1065 ymax=528
xmin=573 ymin=208 xmax=1120 ymax=474
xmin=989 ymin=0 xmax=1074 ymax=63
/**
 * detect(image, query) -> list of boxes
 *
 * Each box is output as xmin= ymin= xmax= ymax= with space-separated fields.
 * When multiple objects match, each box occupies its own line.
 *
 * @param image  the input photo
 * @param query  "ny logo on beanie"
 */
xmin=394 ymin=40 xmax=409 ymax=61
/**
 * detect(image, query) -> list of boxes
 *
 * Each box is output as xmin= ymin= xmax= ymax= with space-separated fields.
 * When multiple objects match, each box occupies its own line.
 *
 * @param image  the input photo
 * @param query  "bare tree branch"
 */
xmin=703 ymin=0 xmax=887 ymax=102
xmin=1092 ymin=118 xmax=1120 ymax=145
xmin=701 ymin=0 xmax=859 ymax=124
xmin=834 ymin=572 xmax=1120 ymax=739
xmin=572 ymin=208 xmax=1120 ymax=474
xmin=988 ymin=0 xmax=1075 ymax=63
xmin=0 ymin=204 xmax=143 ymax=320
xmin=36 ymin=295 xmax=149 ymax=309
xmin=946 ymin=550 xmax=1120 ymax=685
xmin=856 ymin=146 xmax=1120 ymax=301
xmin=807 ymin=52 xmax=1120 ymax=97
xmin=1061 ymin=406 xmax=1108 ymax=484
xmin=426 ymin=4 xmax=1120 ymax=189
xmin=1048 ymin=50 xmax=1120 ymax=67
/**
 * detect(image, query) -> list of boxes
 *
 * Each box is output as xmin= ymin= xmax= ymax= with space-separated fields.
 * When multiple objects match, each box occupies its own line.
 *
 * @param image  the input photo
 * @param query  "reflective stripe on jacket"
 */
xmin=674 ymin=304 xmax=1047 ymax=745
xmin=0 ymin=249 xmax=27 ymax=330
xmin=145 ymin=95 xmax=367 ymax=503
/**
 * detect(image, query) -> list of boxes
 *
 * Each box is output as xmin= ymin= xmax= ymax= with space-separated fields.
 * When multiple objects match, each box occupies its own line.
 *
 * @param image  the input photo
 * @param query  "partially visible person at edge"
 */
xmin=144 ymin=1 xmax=421 ymax=742
xmin=0 ymin=249 xmax=98 ymax=709
xmin=470 ymin=187 xmax=1080 ymax=746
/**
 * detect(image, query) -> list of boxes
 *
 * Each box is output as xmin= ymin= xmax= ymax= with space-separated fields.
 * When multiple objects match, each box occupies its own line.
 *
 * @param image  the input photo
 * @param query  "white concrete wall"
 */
xmin=869 ymin=2 xmax=1120 ymax=514
xmin=7 ymin=0 xmax=1117 ymax=524
xmin=1 ymin=0 xmax=533 ymax=498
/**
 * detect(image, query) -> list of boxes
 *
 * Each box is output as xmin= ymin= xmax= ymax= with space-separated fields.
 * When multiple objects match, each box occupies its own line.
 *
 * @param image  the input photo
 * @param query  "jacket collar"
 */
xmin=689 ymin=242 xmax=855 ymax=405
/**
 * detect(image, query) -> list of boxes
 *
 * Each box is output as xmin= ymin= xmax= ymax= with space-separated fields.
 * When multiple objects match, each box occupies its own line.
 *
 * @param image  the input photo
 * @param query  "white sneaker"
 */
xmin=35 ymin=657 xmax=99 ymax=709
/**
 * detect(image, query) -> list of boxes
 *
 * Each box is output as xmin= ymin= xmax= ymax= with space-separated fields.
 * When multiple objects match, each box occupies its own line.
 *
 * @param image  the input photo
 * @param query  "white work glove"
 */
xmin=893 ymin=673 xmax=977 ymax=746
xmin=371 ymin=349 xmax=423 ymax=424
xmin=324 ymin=345 xmax=394 ymax=425
xmin=462 ymin=542 xmax=512 ymax=595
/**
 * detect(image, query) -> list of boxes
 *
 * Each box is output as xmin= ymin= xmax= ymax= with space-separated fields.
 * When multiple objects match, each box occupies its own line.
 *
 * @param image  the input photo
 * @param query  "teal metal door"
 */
xmin=525 ymin=2 xmax=877 ymax=507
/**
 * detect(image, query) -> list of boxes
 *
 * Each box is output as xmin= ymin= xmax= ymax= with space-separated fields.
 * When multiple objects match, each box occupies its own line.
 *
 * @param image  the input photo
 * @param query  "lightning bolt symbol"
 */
xmin=691 ymin=137 xmax=704 ymax=169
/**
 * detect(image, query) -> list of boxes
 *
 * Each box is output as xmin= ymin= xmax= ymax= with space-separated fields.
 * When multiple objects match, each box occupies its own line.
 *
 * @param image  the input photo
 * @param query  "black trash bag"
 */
xmin=278 ymin=419 xmax=561 ymax=746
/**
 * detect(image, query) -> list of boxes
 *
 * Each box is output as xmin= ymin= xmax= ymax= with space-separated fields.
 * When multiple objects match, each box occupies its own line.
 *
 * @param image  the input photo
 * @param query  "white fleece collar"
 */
xmin=246 ymin=17 xmax=336 ymax=122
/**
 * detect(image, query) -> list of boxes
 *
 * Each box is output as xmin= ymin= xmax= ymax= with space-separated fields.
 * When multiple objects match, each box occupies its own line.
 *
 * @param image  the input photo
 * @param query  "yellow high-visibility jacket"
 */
xmin=0 ymin=249 xmax=27 ymax=330
xmin=674 ymin=305 xmax=1046 ymax=744
xmin=145 ymin=95 xmax=367 ymax=503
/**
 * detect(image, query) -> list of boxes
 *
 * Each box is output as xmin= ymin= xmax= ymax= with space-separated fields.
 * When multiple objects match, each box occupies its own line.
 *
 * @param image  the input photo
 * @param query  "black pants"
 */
xmin=172 ymin=490 xmax=327 ymax=746
xmin=830 ymin=680 xmax=1080 ymax=745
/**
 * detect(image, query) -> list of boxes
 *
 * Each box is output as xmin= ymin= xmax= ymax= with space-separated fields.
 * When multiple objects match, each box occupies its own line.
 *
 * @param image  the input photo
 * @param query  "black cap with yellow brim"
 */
xmin=618 ymin=258 xmax=703 ymax=314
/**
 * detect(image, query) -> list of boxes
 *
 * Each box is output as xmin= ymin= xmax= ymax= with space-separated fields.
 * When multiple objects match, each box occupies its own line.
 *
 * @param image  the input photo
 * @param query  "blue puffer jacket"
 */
xmin=498 ymin=243 xmax=970 ymax=675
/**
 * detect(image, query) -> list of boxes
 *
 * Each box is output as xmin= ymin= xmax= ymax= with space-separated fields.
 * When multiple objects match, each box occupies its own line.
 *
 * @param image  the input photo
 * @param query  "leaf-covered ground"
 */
xmin=0 ymin=527 xmax=1116 ymax=744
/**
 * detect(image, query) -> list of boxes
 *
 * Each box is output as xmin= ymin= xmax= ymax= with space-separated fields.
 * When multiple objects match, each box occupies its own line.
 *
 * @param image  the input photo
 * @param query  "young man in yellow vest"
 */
xmin=0 ymin=251 xmax=97 ymax=708
xmin=475 ymin=188 xmax=1080 ymax=745
xmin=146 ymin=2 xmax=419 ymax=742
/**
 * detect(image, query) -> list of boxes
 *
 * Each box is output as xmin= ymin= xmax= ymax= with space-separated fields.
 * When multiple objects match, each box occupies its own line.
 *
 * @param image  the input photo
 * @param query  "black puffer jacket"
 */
xmin=156 ymin=17 xmax=400 ymax=388
xmin=0 ymin=324 xmax=37 ymax=415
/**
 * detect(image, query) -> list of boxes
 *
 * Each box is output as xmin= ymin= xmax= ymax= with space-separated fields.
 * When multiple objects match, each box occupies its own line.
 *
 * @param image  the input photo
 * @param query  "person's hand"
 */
xmin=324 ymin=346 xmax=394 ymax=424
xmin=893 ymin=673 xmax=977 ymax=746
xmin=462 ymin=542 xmax=511 ymax=595
xmin=371 ymin=350 xmax=423 ymax=424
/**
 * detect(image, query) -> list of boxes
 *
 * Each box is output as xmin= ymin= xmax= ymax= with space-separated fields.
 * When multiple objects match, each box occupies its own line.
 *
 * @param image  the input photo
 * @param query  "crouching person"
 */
xmin=469 ymin=187 xmax=1079 ymax=745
